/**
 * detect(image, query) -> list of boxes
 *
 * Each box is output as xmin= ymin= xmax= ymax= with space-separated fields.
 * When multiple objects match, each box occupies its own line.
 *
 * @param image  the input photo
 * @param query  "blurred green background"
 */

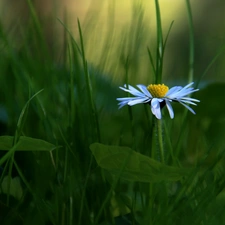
xmin=0 ymin=0 xmax=225 ymax=224
xmin=1 ymin=0 xmax=225 ymax=84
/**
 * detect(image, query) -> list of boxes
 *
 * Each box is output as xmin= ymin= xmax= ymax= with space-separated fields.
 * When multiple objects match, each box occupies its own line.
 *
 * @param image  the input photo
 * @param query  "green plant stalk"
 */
xmin=157 ymin=119 xmax=165 ymax=164
xmin=100 ymin=1 xmax=115 ymax=71
xmin=147 ymin=47 xmax=156 ymax=82
xmin=148 ymin=118 xmax=164 ymax=224
xmin=94 ymin=149 xmax=134 ymax=225
xmin=163 ymin=21 xmax=174 ymax=50
xmin=26 ymin=0 xmax=50 ymax=62
xmin=13 ymin=160 xmax=34 ymax=195
xmin=174 ymin=121 xmax=188 ymax=158
xmin=69 ymin=196 xmax=73 ymax=225
xmin=6 ymin=153 xmax=14 ymax=206
xmin=63 ymin=146 xmax=69 ymax=184
xmin=147 ymin=20 xmax=173 ymax=84
xmin=57 ymin=18 xmax=82 ymax=56
xmin=0 ymin=159 xmax=9 ymax=186
xmin=162 ymin=120 xmax=178 ymax=166
xmin=68 ymin=44 xmax=75 ymax=125
xmin=26 ymin=0 xmax=43 ymax=40
xmin=148 ymin=116 xmax=156 ymax=223
xmin=61 ymin=203 xmax=66 ymax=225
xmin=155 ymin=0 xmax=163 ymax=84
xmin=14 ymin=89 xmax=44 ymax=144
xmin=165 ymin=168 xmax=198 ymax=216
xmin=148 ymin=183 xmax=154 ymax=224
xmin=186 ymin=0 xmax=194 ymax=84
xmin=78 ymin=155 xmax=93 ymax=225
xmin=77 ymin=19 xmax=101 ymax=142
xmin=175 ymin=0 xmax=194 ymax=158
xmin=58 ymin=125 xmax=78 ymax=163
xmin=124 ymin=56 xmax=136 ymax=149
xmin=143 ymin=104 xmax=153 ymax=156
xmin=0 ymin=142 xmax=20 ymax=166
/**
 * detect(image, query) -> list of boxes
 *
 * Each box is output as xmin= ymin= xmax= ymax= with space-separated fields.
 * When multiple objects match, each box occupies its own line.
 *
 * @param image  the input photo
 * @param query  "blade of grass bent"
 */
xmin=147 ymin=47 xmax=156 ymax=81
xmin=163 ymin=21 xmax=174 ymax=49
xmin=77 ymin=19 xmax=101 ymax=142
xmin=77 ymin=19 xmax=101 ymax=225
xmin=14 ymin=89 xmax=44 ymax=144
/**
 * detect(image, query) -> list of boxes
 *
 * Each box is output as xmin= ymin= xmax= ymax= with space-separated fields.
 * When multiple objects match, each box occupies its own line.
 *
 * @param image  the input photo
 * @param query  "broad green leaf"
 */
xmin=0 ymin=136 xmax=57 ymax=151
xmin=90 ymin=143 xmax=189 ymax=183
xmin=1 ymin=176 xmax=23 ymax=200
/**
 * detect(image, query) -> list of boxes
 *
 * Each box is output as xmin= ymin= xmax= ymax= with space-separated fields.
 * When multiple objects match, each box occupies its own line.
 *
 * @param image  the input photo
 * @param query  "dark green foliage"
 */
xmin=0 ymin=0 xmax=225 ymax=225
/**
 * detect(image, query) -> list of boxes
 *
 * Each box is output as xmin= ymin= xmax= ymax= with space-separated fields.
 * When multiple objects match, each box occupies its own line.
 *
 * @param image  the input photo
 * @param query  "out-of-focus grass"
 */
xmin=0 ymin=1 xmax=225 ymax=225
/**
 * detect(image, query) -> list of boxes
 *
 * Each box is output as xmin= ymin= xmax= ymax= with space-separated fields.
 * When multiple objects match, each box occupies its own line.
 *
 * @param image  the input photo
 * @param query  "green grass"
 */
xmin=1 ymin=1 xmax=225 ymax=225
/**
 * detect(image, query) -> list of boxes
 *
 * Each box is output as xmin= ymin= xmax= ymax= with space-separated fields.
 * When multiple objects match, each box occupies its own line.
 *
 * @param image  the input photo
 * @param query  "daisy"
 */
xmin=116 ymin=82 xmax=200 ymax=119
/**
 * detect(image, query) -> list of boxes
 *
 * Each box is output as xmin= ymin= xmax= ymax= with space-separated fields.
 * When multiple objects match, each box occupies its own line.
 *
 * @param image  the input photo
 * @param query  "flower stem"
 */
xmin=157 ymin=119 xmax=165 ymax=164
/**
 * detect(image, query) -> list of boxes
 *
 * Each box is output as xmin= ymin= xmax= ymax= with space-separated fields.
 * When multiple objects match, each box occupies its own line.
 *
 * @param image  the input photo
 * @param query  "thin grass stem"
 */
xmin=162 ymin=120 xmax=178 ymax=166
xmin=14 ymin=89 xmax=44 ymax=144
xmin=186 ymin=0 xmax=195 ymax=84
xmin=147 ymin=47 xmax=156 ymax=79
xmin=77 ymin=19 xmax=101 ymax=142
xmin=175 ymin=0 xmax=195 ymax=158
xmin=155 ymin=0 xmax=163 ymax=84
xmin=6 ymin=153 xmax=14 ymax=206
xmin=124 ymin=56 xmax=136 ymax=149
xmin=68 ymin=44 xmax=75 ymax=125
xmin=157 ymin=119 xmax=165 ymax=164
xmin=78 ymin=155 xmax=94 ymax=225
xmin=94 ymin=149 xmax=134 ymax=225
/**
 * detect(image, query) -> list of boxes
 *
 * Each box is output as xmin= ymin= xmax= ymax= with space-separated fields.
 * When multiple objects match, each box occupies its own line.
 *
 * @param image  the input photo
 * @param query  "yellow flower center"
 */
xmin=147 ymin=84 xmax=169 ymax=98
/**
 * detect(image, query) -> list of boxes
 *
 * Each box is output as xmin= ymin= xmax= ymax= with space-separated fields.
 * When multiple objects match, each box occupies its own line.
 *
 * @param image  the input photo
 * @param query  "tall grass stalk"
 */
xmin=175 ymin=0 xmax=195 ymax=158
xmin=77 ymin=19 xmax=101 ymax=142
xmin=157 ymin=119 xmax=165 ymax=164
xmin=186 ymin=0 xmax=195 ymax=84
xmin=155 ymin=0 xmax=163 ymax=84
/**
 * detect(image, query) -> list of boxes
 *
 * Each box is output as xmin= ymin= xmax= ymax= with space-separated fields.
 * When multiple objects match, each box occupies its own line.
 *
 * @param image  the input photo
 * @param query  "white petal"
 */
xmin=117 ymin=97 xmax=139 ymax=108
xmin=183 ymin=82 xmax=194 ymax=89
xmin=128 ymin=98 xmax=150 ymax=106
xmin=118 ymin=102 xmax=128 ymax=109
xmin=151 ymin=99 xmax=162 ymax=119
xmin=119 ymin=85 xmax=145 ymax=97
xmin=176 ymin=88 xmax=199 ymax=97
xmin=165 ymin=82 xmax=200 ymax=105
xmin=165 ymin=100 xmax=174 ymax=119
xmin=181 ymin=97 xmax=200 ymax=102
xmin=179 ymin=101 xmax=196 ymax=114
xmin=136 ymin=84 xmax=152 ymax=98
xmin=117 ymin=97 xmax=142 ymax=101
xmin=165 ymin=86 xmax=182 ymax=96
xmin=151 ymin=98 xmax=160 ymax=108
xmin=127 ymin=85 xmax=144 ymax=95
xmin=152 ymin=107 xmax=162 ymax=119
xmin=179 ymin=99 xmax=197 ymax=105
xmin=118 ymin=99 xmax=131 ymax=108
xmin=117 ymin=96 xmax=149 ymax=108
